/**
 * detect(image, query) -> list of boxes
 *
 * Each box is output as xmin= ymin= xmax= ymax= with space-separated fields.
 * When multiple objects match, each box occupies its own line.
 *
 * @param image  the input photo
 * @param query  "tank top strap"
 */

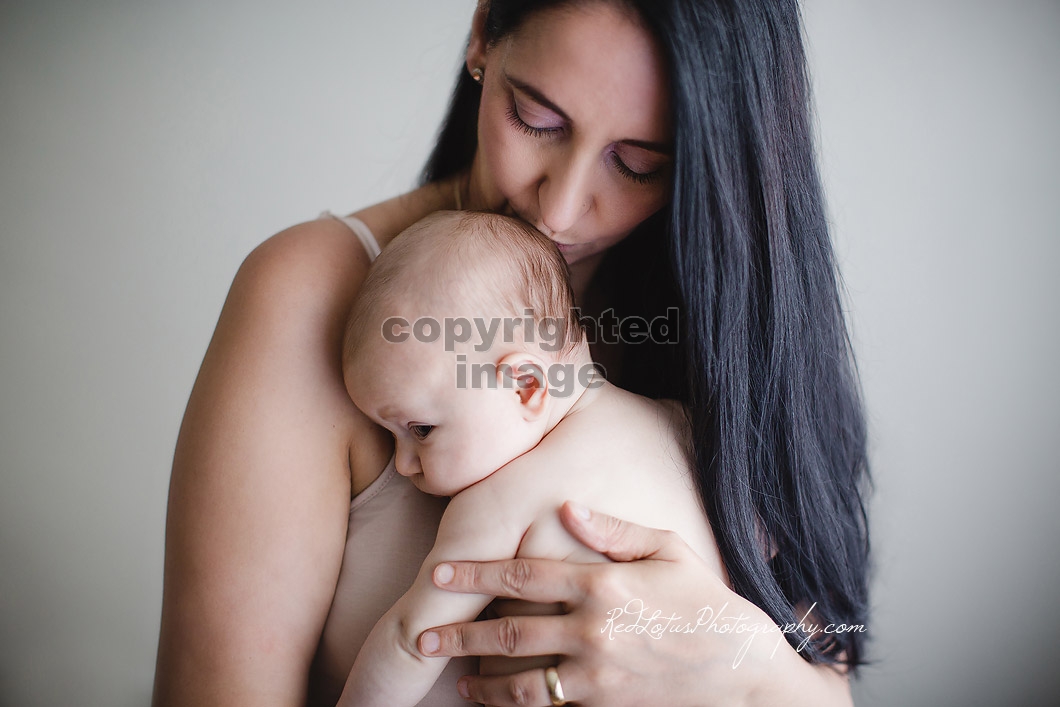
xmin=351 ymin=454 xmax=398 ymax=512
xmin=320 ymin=210 xmax=382 ymax=262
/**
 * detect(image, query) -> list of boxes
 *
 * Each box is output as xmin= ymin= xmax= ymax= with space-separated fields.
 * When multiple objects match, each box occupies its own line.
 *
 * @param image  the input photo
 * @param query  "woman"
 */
xmin=153 ymin=0 xmax=869 ymax=705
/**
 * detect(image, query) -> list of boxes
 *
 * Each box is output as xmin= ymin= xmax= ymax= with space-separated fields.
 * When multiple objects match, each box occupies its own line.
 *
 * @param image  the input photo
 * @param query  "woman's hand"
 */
xmin=419 ymin=502 xmax=852 ymax=707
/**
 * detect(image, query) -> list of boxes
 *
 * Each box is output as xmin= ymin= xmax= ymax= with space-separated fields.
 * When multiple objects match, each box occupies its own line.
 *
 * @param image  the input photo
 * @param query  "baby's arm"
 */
xmin=337 ymin=483 xmax=527 ymax=707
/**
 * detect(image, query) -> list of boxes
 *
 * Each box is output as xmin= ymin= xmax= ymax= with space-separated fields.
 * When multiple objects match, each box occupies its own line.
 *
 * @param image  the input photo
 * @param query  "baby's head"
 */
xmin=342 ymin=210 xmax=590 ymax=496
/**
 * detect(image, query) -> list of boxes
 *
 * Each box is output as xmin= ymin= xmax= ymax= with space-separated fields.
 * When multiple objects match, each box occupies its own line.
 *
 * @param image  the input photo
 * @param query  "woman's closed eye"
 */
xmin=609 ymin=152 xmax=662 ymax=185
xmin=506 ymin=95 xmax=564 ymax=139
xmin=507 ymin=92 xmax=670 ymax=186
xmin=610 ymin=143 xmax=670 ymax=186
xmin=408 ymin=423 xmax=434 ymax=440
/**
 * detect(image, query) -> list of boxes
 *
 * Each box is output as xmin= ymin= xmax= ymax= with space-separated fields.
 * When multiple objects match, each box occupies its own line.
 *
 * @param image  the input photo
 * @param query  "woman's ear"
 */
xmin=496 ymin=352 xmax=549 ymax=420
xmin=466 ymin=0 xmax=490 ymax=80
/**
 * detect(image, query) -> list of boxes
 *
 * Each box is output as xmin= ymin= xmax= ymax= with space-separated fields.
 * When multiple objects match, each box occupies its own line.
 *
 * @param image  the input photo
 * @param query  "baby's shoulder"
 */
xmin=545 ymin=384 xmax=691 ymax=459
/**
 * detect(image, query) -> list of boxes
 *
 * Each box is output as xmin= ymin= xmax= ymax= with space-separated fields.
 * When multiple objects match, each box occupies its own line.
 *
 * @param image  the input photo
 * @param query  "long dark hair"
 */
xmin=422 ymin=0 xmax=871 ymax=669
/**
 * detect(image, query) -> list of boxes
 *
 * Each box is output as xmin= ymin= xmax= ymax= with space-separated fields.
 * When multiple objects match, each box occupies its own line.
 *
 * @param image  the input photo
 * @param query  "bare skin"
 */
xmin=424 ymin=503 xmax=852 ymax=707
xmin=154 ymin=182 xmax=852 ymax=707
xmin=153 ymin=181 xmax=455 ymax=706
xmin=153 ymin=1 xmax=855 ymax=704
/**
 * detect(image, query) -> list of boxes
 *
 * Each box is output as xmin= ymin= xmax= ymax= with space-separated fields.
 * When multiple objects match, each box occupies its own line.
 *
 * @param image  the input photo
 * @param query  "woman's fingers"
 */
xmin=456 ymin=664 xmax=585 ymax=707
xmin=420 ymin=614 xmax=575 ymax=658
xmin=432 ymin=556 xmax=586 ymax=602
xmin=558 ymin=501 xmax=689 ymax=562
xmin=432 ymin=505 xmax=689 ymax=601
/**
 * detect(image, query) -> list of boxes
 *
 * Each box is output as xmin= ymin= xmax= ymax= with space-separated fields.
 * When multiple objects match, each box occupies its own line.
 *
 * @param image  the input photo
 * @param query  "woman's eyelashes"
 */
xmin=506 ymin=98 xmax=562 ymax=139
xmin=609 ymin=152 xmax=662 ymax=185
xmin=506 ymin=96 xmax=664 ymax=186
xmin=408 ymin=423 xmax=434 ymax=440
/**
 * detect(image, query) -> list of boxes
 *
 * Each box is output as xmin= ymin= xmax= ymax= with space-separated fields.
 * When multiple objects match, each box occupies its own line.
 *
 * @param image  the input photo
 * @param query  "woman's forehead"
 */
xmin=497 ymin=2 xmax=672 ymax=145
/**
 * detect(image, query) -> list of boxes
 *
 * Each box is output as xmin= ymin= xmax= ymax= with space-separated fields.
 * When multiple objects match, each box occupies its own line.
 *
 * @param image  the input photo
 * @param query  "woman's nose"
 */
xmin=537 ymin=152 xmax=594 ymax=235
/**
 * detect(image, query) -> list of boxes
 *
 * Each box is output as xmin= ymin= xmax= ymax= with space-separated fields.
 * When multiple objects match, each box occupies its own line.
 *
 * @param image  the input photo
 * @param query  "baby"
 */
xmin=338 ymin=211 xmax=723 ymax=706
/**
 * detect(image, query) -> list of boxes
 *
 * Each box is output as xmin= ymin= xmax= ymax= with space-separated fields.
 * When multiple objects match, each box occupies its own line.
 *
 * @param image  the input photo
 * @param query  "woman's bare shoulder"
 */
xmin=218 ymin=216 xmax=371 ymax=418
xmin=190 ymin=215 xmax=388 ymax=486
xmin=237 ymin=215 xmax=375 ymax=309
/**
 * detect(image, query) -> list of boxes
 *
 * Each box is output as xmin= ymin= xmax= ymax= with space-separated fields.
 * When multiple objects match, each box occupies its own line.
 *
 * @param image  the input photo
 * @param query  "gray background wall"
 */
xmin=1 ymin=1 xmax=1057 ymax=705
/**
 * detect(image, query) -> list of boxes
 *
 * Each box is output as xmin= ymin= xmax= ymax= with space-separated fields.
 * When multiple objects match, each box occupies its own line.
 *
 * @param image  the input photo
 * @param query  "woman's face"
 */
xmin=468 ymin=1 xmax=673 ymax=268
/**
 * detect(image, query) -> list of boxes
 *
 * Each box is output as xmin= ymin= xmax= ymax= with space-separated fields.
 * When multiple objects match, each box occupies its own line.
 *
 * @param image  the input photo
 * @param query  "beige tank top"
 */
xmin=312 ymin=212 xmax=478 ymax=706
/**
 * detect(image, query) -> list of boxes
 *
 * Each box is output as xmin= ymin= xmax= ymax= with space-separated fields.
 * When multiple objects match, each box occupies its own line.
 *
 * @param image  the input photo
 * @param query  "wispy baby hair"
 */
xmin=344 ymin=210 xmax=584 ymax=362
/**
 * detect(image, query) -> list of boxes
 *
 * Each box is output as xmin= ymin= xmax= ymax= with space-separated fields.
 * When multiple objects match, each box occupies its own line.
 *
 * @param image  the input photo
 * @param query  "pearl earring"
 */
xmin=471 ymin=67 xmax=484 ymax=83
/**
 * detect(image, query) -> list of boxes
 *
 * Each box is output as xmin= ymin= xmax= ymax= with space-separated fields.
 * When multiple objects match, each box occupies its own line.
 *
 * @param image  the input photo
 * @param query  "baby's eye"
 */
xmin=409 ymin=424 xmax=434 ymax=440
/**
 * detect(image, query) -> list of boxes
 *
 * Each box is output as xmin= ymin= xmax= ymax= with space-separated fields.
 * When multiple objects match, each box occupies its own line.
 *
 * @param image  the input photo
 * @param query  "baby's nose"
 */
xmin=394 ymin=447 xmax=421 ymax=478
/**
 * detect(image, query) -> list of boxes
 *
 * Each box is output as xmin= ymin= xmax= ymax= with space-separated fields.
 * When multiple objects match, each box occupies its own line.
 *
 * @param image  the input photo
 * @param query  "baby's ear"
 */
xmin=496 ymin=352 xmax=549 ymax=420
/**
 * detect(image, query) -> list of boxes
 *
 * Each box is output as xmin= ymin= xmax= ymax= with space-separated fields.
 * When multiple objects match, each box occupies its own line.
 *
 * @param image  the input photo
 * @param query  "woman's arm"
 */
xmin=152 ymin=219 xmax=374 ymax=706
xmin=423 ymin=503 xmax=853 ymax=707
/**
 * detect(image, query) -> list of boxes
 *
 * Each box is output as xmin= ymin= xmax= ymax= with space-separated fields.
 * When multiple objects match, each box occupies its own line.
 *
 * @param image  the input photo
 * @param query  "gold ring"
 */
xmin=544 ymin=666 xmax=567 ymax=706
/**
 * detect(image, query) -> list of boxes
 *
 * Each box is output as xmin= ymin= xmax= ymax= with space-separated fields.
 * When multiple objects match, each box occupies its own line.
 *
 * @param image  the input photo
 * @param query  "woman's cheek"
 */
xmin=602 ymin=182 xmax=669 ymax=238
xmin=478 ymin=99 xmax=538 ymax=207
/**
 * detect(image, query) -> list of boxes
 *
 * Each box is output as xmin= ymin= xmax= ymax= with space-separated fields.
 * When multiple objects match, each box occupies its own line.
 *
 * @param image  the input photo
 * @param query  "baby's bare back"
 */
xmin=481 ymin=381 xmax=722 ymax=574
xmin=474 ymin=381 xmax=723 ymax=677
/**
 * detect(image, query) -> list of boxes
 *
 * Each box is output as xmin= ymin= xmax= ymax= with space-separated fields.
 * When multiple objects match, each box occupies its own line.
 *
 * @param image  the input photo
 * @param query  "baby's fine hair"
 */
xmin=344 ymin=210 xmax=584 ymax=361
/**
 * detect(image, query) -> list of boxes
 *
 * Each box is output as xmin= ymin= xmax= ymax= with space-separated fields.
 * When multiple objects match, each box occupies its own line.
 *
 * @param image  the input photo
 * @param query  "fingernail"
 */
xmin=435 ymin=562 xmax=455 ymax=584
xmin=457 ymin=678 xmax=470 ymax=699
xmin=569 ymin=501 xmax=591 ymax=520
xmin=420 ymin=631 xmax=440 ymax=655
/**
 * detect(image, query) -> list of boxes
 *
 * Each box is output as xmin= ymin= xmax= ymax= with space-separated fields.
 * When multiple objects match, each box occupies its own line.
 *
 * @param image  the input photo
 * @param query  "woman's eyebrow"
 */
xmin=505 ymin=73 xmax=571 ymax=122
